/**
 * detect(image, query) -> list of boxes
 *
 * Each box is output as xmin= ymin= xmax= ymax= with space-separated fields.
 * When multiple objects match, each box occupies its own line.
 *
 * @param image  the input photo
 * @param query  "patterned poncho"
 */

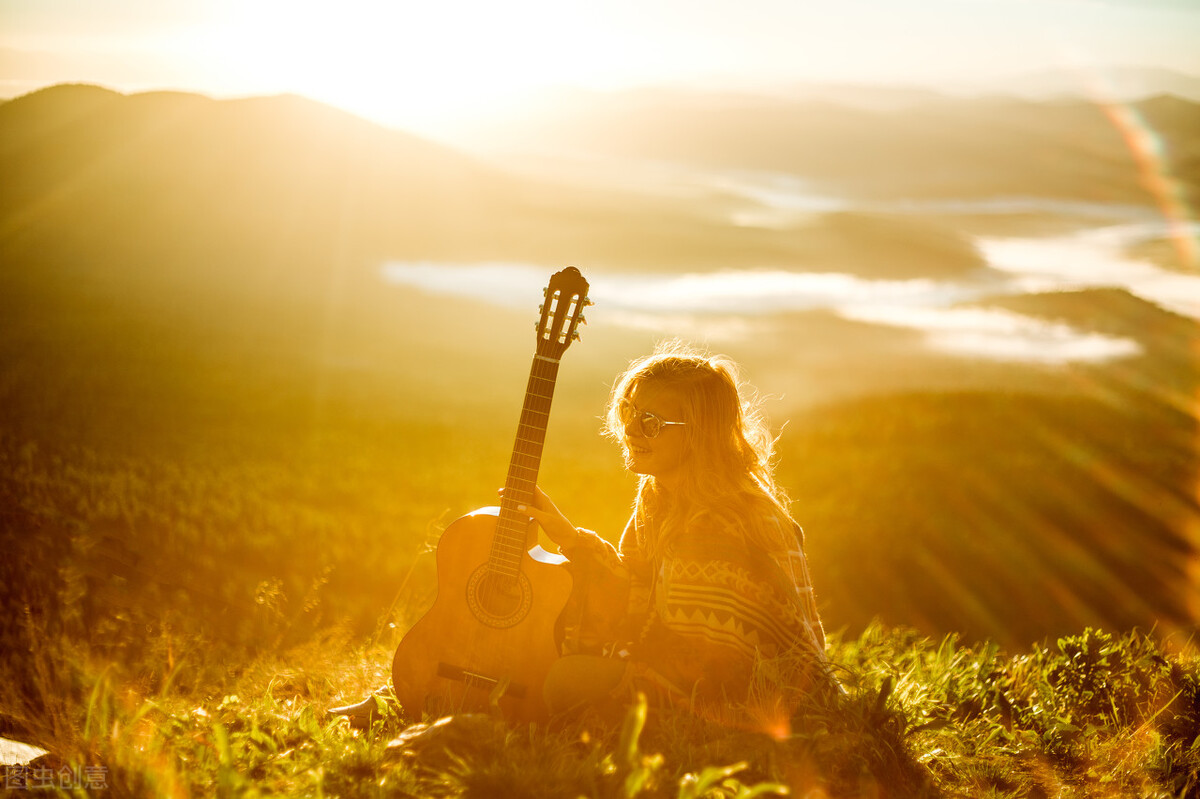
xmin=561 ymin=505 xmax=830 ymax=706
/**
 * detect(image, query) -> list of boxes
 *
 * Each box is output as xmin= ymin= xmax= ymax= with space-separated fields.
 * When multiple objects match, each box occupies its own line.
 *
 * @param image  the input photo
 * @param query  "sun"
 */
xmin=198 ymin=1 xmax=631 ymax=136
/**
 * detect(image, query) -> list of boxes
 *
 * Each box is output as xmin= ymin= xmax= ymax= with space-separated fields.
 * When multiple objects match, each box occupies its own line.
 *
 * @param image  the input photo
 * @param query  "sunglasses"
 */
xmin=618 ymin=399 xmax=687 ymax=439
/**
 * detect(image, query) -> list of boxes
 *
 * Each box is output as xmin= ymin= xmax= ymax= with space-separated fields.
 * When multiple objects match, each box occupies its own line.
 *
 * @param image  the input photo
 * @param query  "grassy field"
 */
xmin=3 ymin=606 xmax=1198 ymax=796
xmin=2 ymin=329 xmax=1198 ymax=795
xmin=3 ymin=252 xmax=1199 ymax=796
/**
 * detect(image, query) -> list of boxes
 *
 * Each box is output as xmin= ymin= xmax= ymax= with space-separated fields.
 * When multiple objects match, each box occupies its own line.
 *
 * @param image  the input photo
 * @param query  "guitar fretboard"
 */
xmin=490 ymin=353 xmax=561 ymax=580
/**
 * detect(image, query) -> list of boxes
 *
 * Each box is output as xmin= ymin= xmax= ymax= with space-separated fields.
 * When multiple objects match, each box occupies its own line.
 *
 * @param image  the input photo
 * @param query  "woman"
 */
xmin=522 ymin=343 xmax=832 ymax=718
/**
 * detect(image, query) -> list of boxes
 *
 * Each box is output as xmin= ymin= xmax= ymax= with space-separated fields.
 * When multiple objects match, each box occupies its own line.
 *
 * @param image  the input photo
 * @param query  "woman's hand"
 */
xmin=501 ymin=486 xmax=580 ymax=551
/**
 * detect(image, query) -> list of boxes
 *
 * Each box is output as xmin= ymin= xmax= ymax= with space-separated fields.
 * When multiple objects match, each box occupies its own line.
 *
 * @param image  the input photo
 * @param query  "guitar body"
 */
xmin=391 ymin=507 xmax=573 ymax=722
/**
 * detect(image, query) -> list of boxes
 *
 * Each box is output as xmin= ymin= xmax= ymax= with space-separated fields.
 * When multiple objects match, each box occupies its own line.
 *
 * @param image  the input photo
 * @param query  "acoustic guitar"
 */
xmin=391 ymin=266 xmax=591 ymax=722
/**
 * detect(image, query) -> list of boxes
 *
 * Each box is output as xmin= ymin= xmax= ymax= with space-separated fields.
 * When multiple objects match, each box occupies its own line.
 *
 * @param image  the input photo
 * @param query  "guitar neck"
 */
xmin=490 ymin=353 xmax=561 ymax=577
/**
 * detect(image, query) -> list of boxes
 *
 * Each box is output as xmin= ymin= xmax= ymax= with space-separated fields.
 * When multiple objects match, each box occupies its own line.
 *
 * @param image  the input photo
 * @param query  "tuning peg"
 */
xmin=570 ymin=331 xmax=581 ymax=341
xmin=583 ymin=298 xmax=594 ymax=307
xmin=538 ymin=304 xmax=544 ymax=314
xmin=579 ymin=315 xmax=587 ymax=325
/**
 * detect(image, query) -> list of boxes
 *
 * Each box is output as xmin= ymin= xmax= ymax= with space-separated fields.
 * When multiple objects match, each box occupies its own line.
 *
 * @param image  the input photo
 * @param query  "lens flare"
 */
xmin=1081 ymin=75 xmax=1197 ymax=271
xmin=1072 ymin=64 xmax=1200 ymax=649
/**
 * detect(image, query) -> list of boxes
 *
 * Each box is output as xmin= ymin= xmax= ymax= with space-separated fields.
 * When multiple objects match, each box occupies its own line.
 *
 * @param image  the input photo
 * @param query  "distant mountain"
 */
xmin=768 ymin=82 xmax=954 ymax=110
xmin=473 ymin=87 xmax=1200 ymax=207
xmin=0 ymin=83 xmax=988 ymax=298
xmin=0 ymin=82 xmax=514 ymax=285
xmin=991 ymin=66 xmax=1200 ymax=103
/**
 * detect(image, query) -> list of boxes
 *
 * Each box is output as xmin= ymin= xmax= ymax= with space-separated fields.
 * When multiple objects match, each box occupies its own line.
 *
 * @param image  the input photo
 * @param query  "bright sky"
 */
xmin=2 ymin=0 xmax=1198 ymax=135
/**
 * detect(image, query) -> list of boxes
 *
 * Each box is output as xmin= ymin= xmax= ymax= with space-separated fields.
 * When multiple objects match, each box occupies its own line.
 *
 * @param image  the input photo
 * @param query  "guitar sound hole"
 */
xmin=478 ymin=573 xmax=522 ymax=615
xmin=466 ymin=567 xmax=533 ymax=628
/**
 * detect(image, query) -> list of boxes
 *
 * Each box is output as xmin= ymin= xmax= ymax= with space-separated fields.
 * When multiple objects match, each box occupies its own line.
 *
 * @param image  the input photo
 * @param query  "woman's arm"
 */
xmin=520 ymin=486 xmax=635 ymax=647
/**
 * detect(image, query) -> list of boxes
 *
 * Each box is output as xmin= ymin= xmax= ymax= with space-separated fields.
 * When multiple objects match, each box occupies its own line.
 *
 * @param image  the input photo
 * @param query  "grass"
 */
xmin=3 ymin=609 xmax=1197 ymax=797
xmin=1 ymin=350 xmax=1197 ymax=796
xmin=1 ymin=407 xmax=1197 ymax=796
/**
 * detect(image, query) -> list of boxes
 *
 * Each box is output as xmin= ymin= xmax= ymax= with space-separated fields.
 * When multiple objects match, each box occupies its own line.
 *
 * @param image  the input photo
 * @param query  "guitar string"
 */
xmin=482 ymin=352 xmax=559 ymax=606
xmin=480 ymin=284 xmax=585 ymax=609
xmin=483 ymin=357 xmax=550 ymax=606
xmin=500 ymin=356 xmax=555 ymax=563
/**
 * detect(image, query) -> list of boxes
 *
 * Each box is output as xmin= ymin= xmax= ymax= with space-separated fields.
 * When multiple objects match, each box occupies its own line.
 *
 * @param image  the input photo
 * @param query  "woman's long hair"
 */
xmin=603 ymin=341 xmax=796 ymax=559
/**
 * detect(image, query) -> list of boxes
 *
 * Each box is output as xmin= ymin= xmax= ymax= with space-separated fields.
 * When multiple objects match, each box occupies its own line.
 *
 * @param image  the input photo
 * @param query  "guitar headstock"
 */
xmin=536 ymin=267 xmax=591 ymax=360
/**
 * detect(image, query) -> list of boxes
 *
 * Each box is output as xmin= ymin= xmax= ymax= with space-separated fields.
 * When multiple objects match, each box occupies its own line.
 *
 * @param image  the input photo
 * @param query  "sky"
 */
xmin=2 ymin=0 xmax=1199 ymax=135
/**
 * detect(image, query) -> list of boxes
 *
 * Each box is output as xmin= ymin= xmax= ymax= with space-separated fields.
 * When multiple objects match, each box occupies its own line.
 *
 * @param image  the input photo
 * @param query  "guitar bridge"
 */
xmin=437 ymin=662 xmax=528 ymax=699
